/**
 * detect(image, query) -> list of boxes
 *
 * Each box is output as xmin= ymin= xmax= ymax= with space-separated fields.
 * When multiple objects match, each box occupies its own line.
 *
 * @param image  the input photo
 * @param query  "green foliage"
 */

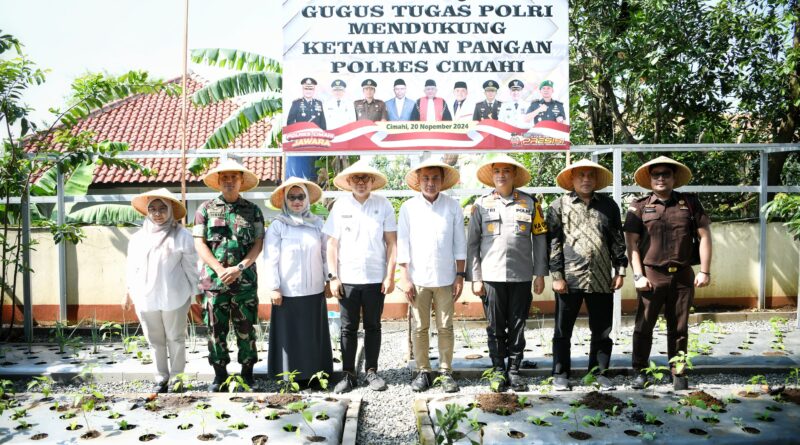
xmin=668 ymin=351 xmax=696 ymax=376
xmin=223 ymin=374 xmax=251 ymax=393
xmin=276 ymin=370 xmax=301 ymax=394
xmin=527 ymin=415 xmax=552 ymax=426
xmin=432 ymin=403 xmax=481 ymax=445
xmin=309 ymin=370 xmax=329 ymax=391
xmin=480 ymin=368 xmax=506 ymax=392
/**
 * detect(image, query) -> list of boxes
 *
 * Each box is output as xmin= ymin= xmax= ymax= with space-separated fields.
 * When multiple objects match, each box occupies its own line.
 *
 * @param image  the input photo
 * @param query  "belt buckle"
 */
xmin=668 ymin=266 xmax=678 ymax=273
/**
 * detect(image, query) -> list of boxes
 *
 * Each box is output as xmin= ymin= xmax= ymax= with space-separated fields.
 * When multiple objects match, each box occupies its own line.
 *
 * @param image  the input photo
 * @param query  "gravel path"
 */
xmin=6 ymin=319 xmax=797 ymax=445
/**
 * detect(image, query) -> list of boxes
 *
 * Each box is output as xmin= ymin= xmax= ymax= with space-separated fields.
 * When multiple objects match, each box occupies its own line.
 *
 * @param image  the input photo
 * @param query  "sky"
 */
xmin=2 ymin=0 xmax=281 ymax=126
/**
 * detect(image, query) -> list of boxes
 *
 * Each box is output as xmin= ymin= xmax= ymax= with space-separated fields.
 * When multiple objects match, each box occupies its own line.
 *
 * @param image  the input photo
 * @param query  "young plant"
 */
xmin=16 ymin=419 xmax=32 ymax=430
xmin=604 ymin=405 xmax=620 ymax=416
xmin=224 ymin=374 xmax=251 ymax=393
xmin=229 ymin=421 xmax=247 ymax=430
xmin=214 ymin=409 xmax=230 ymax=420
xmin=117 ymin=419 xmax=130 ymax=430
xmin=664 ymin=405 xmax=681 ymax=415
xmin=787 ymin=367 xmax=800 ymax=389
xmin=517 ymin=395 xmax=529 ymax=407
xmin=480 ymin=368 xmax=506 ymax=392
xmin=643 ymin=361 xmax=669 ymax=397
xmin=171 ymin=373 xmax=194 ymax=392
xmin=276 ymin=370 xmax=300 ymax=394
xmin=527 ymin=415 xmax=552 ymax=426
xmin=194 ymin=404 xmax=210 ymax=437
xmin=755 ymin=410 xmax=774 ymax=421
xmin=582 ymin=412 xmax=604 ymax=427
xmin=644 ymin=412 xmax=661 ymax=425
xmin=10 ymin=408 xmax=27 ymax=420
xmin=539 ymin=376 xmax=554 ymax=396
xmin=561 ymin=403 xmax=587 ymax=432
xmin=683 ymin=398 xmax=707 ymax=426
xmin=747 ymin=374 xmax=768 ymax=393
xmin=27 ymin=376 xmax=54 ymax=398
xmin=582 ymin=366 xmax=600 ymax=389
xmin=431 ymin=403 xmax=481 ymax=445
xmin=668 ymin=351 xmax=695 ymax=376
xmin=309 ymin=371 xmax=329 ymax=391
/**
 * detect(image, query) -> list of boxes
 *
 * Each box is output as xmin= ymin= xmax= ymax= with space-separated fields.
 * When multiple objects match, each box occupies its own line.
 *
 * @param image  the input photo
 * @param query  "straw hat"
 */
xmin=556 ymin=159 xmax=613 ymax=191
xmin=404 ymin=159 xmax=460 ymax=192
xmin=202 ymin=159 xmax=260 ymax=192
xmin=269 ymin=177 xmax=323 ymax=209
xmin=131 ymin=188 xmax=186 ymax=220
xmin=634 ymin=156 xmax=692 ymax=189
xmin=475 ymin=154 xmax=531 ymax=188
xmin=333 ymin=160 xmax=388 ymax=191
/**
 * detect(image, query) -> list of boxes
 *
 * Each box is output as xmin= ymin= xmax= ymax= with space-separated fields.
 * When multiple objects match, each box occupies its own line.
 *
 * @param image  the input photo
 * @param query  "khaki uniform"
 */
xmin=354 ymin=99 xmax=388 ymax=122
xmin=623 ymin=192 xmax=710 ymax=371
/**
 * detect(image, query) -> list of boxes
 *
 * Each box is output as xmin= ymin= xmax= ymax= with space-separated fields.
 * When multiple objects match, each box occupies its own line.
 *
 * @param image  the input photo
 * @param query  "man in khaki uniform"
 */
xmin=354 ymin=79 xmax=388 ymax=122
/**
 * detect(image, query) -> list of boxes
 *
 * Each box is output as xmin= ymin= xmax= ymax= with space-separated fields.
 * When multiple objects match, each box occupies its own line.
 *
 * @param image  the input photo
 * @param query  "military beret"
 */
xmin=361 ymin=79 xmax=377 ymax=88
xmin=331 ymin=79 xmax=346 ymax=90
xmin=508 ymin=79 xmax=524 ymax=90
xmin=394 ymin=79 xmax=406 ymax=87
xmin=301 ymin=78 xmax=317 ymax=86
xmin=424 ymin=79 xmax=437 ymax=87
xmin=540 ymin=80 xmax=554 ymax=88
xmin=453 ymin=81 xmax=467 ymax=89
xmin=483 ymin=80 xmax=499 ymax=90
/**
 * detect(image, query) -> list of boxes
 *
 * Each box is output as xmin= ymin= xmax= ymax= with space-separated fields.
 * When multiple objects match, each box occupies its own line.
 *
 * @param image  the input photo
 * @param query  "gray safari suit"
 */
xmin=466 ymin=189 xmax=548 ymax=373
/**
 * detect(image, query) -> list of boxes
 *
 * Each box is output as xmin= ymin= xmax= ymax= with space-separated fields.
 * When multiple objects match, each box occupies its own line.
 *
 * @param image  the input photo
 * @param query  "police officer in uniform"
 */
xmin=286 ymin=78 xmax=327 ymax=130
xmin=472 ymin=80 xmax=502 ymax=120
xmin=466 ymin=154 xmax=548 ymax=392
xmin=325 ymin=79 xmax=353 ymax=129
xmin=354 ymin=79 xmax=388 ymax=122
xmin=499 ymin=80 xmax=530 ymax=128
xmin=624 ymin=156 xmax=712 ymax=389
xmin=526 ymin=80 xmax=566 ymax=125
xmin=193 ymin=160 xmax=265 ymax=391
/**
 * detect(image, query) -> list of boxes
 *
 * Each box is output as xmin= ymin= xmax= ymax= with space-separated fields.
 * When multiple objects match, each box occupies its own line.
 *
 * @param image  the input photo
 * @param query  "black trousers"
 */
xmin=551 ymin=291 xmax=613 ymax=376
xmin=482 ymin=281 xmax=532 ymax=371
xmin=339 ymin=283 xmax=385 ymax=374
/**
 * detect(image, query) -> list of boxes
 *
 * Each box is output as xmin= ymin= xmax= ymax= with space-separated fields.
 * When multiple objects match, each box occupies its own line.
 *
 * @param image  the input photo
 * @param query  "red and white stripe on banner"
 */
xmin=282 ymin=120 xmax=570 ymax=152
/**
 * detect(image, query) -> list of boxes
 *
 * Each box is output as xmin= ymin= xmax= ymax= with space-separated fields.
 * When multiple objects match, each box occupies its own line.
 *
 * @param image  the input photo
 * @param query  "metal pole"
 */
xmin=21 ymin=187 xmax=32 ymax=342
xmin=56 ymin=163 xmax=67 ymax=321
xmin=758 ymin=151 xmax=768 ymax=310
xmin=179 ymin=0 xmax=190 ymax=224
xmin=612 ymin=147 xmax=623 ymax=335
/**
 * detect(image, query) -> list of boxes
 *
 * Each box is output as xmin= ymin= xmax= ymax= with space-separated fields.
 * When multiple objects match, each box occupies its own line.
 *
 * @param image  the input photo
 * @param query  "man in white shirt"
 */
xmin=386 ymin=78 xmax=415 ymax=121
xmin=324 ymin=160 xmax=397 ymax=393
xmin=325 ymin=79 xmax=353 ymax=129
xmin=451 ymin=81 xmax=475 ymax=122
xmin=397 ymin=160 xmax=466 ymax=393
xmin=499 ymin=79 xmax=531 ymax=129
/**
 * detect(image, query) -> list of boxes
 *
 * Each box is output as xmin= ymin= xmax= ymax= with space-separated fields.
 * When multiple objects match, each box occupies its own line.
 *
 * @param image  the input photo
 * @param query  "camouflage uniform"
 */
xmin=193 ymin=196 xmax=265 ymax=366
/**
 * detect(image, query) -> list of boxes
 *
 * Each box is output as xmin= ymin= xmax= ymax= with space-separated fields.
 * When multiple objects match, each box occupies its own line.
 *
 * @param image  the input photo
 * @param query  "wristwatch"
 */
xmin=327 ymin=273 xmax=338 ymax=281
xmin=237 ymin=262 xmax=246 ymax=272
xmin=456 ymin=272 xmax=467 ymax=278
xmin=633 ymin=274 xmax=643 ymax=281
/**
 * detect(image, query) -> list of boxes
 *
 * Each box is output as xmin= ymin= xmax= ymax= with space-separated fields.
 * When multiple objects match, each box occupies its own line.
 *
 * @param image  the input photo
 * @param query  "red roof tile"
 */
xmin=55 ymin=74 xmax=281 ymax=184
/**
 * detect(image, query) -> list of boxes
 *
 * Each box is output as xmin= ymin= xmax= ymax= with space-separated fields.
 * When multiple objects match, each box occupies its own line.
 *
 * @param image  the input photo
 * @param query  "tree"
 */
xmin=189 ymin=48 xmax=282 ymax=174
xmin=0 ymin=31 xmax=179 ymax=338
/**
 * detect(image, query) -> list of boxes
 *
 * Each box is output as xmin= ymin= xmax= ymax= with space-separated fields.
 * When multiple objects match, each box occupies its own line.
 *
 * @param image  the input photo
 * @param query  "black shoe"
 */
xmin=509 ymin=373 xmax=527 ymax=392
xmin=411 ymin=371 xmax=431 ymax=392
xmin=333 ymin=373 xmax=356 ymax=394
xmin=438 ymin=371 xmax=459 ymax=393
xmin=553 ymin=373 xmax=571 ymax=391
xmin=241 ymin=363 xmax=255 ymax=387
xmin=156 ymin=380 xmax=169 ymax=394
xmin=596 ymin=375 xmax=616 ymax=391
xmin=209 ymin=364 xmax=228 ymax=392
xmin=365 ymin=369 xmax=387 ymax=391
xmin=632 ymin=373 xmax=648 ymax=390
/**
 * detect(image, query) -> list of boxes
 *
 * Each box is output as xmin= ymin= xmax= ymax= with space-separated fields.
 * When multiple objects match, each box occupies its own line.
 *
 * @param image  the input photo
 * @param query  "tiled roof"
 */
xmin=63 ymin=74 xmax=280 ymax=184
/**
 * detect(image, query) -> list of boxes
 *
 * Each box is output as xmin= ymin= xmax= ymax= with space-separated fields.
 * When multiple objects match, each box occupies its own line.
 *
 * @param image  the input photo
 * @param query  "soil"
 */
xmin=265 ymin=394 xmax=301 ymax=407
xmin=251 ymin=435 xmax=268 ymax=445
xmin=197 ymin=433 xmax=216 ymax=441
xmin=624 ymin=430 xmax=640 ymax=437
xmin=475 ymin=393 xmax=520 ymax=415
xmin=307 ymin=436 xmax=326 ymax=442
xmin=782 ymin=388 xmax=800 ymax=405
xmin=626 ymin=409 xmax=648 ymax=425
xmin=119 ymin=424 xmax=137 ymax=431
xmin=80 ymin=430 xmax=101 ymax=439
xmin=507 ymin=431 xmax=525 ymax=439
xmin=684 ymin=391 xmax=724 ymax=409
xmin=568 ymin=431 xmax=592 ymax=440
xmin=577 ymin=391 xmax=625 ymax=414
xmin=742 ymin=427 xmax=761 ymax=434
xmin=738 ymin=391 xmax=761 ymax=398
xmin=689 ymin=428 xmax=708 ymax=436
xmin=157 ymin=395 xmax=203 ymax=410
xmin=30 ymin=433 xmax=48 ymax=440
xmin=138 ymin=434 xmax=158 ymax=442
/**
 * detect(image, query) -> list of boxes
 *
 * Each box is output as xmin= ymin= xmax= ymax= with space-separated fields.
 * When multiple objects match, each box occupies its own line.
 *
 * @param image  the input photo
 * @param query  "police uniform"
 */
xmin=286 ymin=78 xmax=327 ymax=130
xmin=466 ymin=189 xmax=548 ymax=373
xmin=527 ymin=99 xmax=566 ymax=124
xmin=354 ymin=79 xmax=388 ymax=122
xmin=473 ymin=80 xmax=502 ymax=120
xmin=623 ymin=192 xmax=710 ymax=372
xmin=325 ymin=79 xmax=353 ymax=129
xmin=499 ymin=80 xmax=531 ymax=128
xmin=193 ymin=196 xmax=265 ymax=367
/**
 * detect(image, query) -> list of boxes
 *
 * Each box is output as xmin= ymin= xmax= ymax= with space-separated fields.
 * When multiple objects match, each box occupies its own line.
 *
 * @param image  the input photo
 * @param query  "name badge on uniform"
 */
xmin=483 ymin=199 xmax=496 ymax=209
xmin=515 ymin=212 xmax=532 ymax=223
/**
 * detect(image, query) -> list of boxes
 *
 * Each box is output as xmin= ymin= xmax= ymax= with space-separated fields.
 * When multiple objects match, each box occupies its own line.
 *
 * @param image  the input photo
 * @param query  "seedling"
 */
xmin=755 ymin=410 xmax=774 ymax=422
xmin=144 ymin=400 xmax=159 ymax=411
xmin=171 ymin=373 xmax=194 ymax=392
xmin=664 ymin=405 xmax=681 ymax=415
xmin=582 ymin=412 xmax=604 ymax=427
xmin=309 ymin=370 xmax=329 ymax=390
xmin=637 ymin=427 xmax=657 ymax=441
xmin=276 ymin=370 xmax=301 ymax=394
xmin=431 ymin=403 xmax=481 ymax=445
xmin=657 ymin=316 xmax=667 ymax=332
xmin=100 ymin=321 xmax=122 ymax=341
xmin=214 ymin=409 xmax=230 ymax=420
xmin=626 ymin=398 xmax=636 ymax=409
xmin=265 ymin=410 xmax=280 ymax=420
xmin=604 ymin=405 xmax=620 ymax=416
xmin=50 ymin=321 xmax=81 ymax=354
xmin=561 ymin=403 xmax=587 ymax=432
xmin=108 ymin=411 xmax=122 ymax=419
xmin=224 ymin=374 xmax=251 ymax=393
xmin=582 ymin=366 xmax=601 ymax=389
xmin=701 ymin=413 xmax=720 ymax=424
xmin=480 ymin=368 xmax=506 ymax=392
xmin=747 ymin=375 xmax=767 ymax=393
xmin=668 ymin=351 xmax=695 ymax=376
xmin=517 ymin=395 xmax=529 ymax=407
xmin=527 ymin=416 xmax=552 ymax=426
xmin=67 ymin=420 xmax=80 ymax=431
xmin=16 ymin=419 xmax=32 ymax=430
xmin=11 ymin=408 xmax=27 ymax=420
xmin=245 ymin=402 xmax=260 ymax=413
xmin=460 ymin=320 xmax=474 ymax=349
xmin=27 ymin=375 xmax=55 ymax=399
xmin=643 ymin=361 xmax=669 ymax=396
xmin=229 ymin=421 xmax=248 ymax=430
xmin=548 ymin=408 xmax=565 ymax=416
xmin=194 ymin=404 xmax=210 ymax=437
xmin=787 ymin=367 xmax=800 ymax=388
xmin=683 ymin=398 xmax=707 ymax=426
xmin=539 ymin=376 xmax=554 ymax=395
xmin=117 ymin=419 xmax=130 ymax=430
xmin=644 ymin=412 xmax=661 ymax=425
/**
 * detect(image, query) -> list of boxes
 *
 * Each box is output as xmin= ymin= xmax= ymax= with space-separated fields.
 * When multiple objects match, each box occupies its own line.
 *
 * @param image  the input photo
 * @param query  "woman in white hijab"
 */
xmin=264 ymin=177 xmax=333 ymax=387
xmin=124 ymin=188 xmax=200 ymax=393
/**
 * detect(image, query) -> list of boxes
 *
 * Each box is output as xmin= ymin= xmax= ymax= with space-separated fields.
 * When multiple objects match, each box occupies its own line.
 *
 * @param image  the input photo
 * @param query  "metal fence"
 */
xmin=9 ymin=143 xmax=800 ymax=340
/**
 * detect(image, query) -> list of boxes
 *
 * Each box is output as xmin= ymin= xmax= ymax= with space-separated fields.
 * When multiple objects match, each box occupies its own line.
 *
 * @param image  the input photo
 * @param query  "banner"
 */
xmin=282 ymin=0 xmax=569 ymax=152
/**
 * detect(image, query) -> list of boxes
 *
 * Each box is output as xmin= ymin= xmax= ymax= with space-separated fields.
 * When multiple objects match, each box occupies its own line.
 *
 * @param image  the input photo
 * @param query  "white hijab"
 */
xmin=140 ymin=198 xmax=179 ymax=289
xmin=275 ymin=184 xmax=320 ymax=228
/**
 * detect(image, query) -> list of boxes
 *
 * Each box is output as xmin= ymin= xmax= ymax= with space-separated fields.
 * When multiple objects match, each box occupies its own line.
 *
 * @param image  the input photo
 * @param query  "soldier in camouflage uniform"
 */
xmin=193 ymin=159 xmax=264 ymax=391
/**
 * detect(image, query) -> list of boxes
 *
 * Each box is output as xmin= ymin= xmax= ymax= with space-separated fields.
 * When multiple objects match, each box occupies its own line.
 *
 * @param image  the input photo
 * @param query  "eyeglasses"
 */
xmin=286 ymin=194 xmax=306 ymax=202
xmin=650 ymin=171 xmax=673 ymax=180
xmin=351 ymin=175 xmax=372 ymax=184
xmin=147 ymin=206 xmax=169 ymax=215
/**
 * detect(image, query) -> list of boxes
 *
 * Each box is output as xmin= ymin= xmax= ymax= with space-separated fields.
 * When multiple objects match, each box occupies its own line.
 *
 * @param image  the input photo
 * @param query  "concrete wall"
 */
xmin=3 ymin=222 xmax=798 ymax=322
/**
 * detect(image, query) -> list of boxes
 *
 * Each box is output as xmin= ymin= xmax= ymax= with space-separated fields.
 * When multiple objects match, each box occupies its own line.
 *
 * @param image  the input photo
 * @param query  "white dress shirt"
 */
xmin=397 ymin=193 xmax=467 ymax=287
xmin=323 ymin=193 xmax=397 ymax=284
xmin=426 ymin=98 xmax=436 ymax=122
xmin=263 ymin=219 xmax=327 ymax=297
xmin=126 ymin=228 xmax=199 ymax=312
xmin=395 ymin=97 xmax=406 ymax=117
